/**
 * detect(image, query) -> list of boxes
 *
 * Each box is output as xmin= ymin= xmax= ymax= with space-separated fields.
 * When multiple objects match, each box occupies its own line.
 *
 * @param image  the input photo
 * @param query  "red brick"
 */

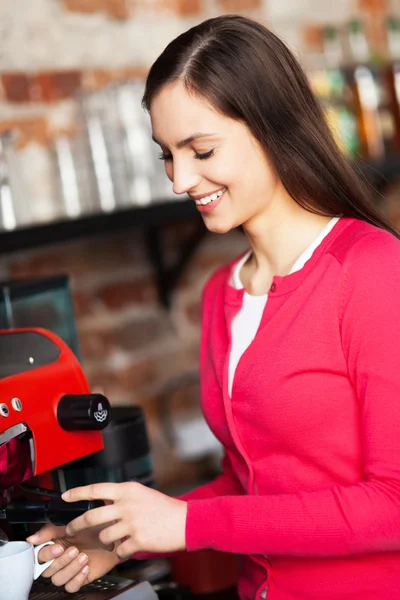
xmin=63 ymin=0 xmax=130 ymax=18
xmin=127 ymin=0 xmax=201 ymax=16
xmin=118 ymin=358 xmax=158 ymax=391
xmin=155 ymin=347 xmax=199 ymax=382
xmin=30 ymin=71 xmax=82 ymax=103
xmin=81 ymin=68 xmax=147 ymax=92
xmin=2 ymin=73 xmax=32 ymax=103
xmin=115 ymin=315 xmax=173 ymax=352
xmin=216 ymin=0 xmax=262 ymax=11
xmin=10 ymin=249 xmax=72 ymax=279
xmin=85 ymin=367 xmax=118 ymax=394
xmin=106 ymin=0 xmax=130 ymax=19
xmin=357 ymin=0 xmax=387 ymax=11
xmin=172 ymin=0 xmax=203 ymax=17
xmin=9 ymin=231 xmax=142 ymax=280
xmin=72 ymin=290 xmax=96 ymax=319
xmin=0 ymin=117 xmax=49 ymax=148
xmin=78 ymin=327 xmax=115 ymax=361
xmin=112 ymin=350 xmax=198 ymax=397
xmin=101 ymin=277 xmax=157 ymax=310
xmin=62 ymin=0 xmax=108 ymax=14
xmin=10 ymin=253 xmax=70 ymax=279
xmin=185 ymin=299 xmax=202 ymax=327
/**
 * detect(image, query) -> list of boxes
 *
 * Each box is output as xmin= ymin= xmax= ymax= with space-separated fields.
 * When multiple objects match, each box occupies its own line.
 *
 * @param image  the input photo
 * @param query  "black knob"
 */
xmin=57 ymin=394 xmax=111 ymax=431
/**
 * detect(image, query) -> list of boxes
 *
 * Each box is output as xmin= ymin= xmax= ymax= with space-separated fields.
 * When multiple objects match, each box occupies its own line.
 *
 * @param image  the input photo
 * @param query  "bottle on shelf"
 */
xmin=304 ymin=24 xmax=360 ymax=159
xmin=321 ymin=25 xmax=360 ymax=158
xmin=384 ymin=16 xmax=400 ymax=151
xmin=347 ymin=18 xmax=397 ymax=159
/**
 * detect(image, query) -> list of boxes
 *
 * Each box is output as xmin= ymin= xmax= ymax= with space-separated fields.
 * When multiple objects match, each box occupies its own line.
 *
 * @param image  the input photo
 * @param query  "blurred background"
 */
xmin=0 ymin=0 xmax=399 ymax=497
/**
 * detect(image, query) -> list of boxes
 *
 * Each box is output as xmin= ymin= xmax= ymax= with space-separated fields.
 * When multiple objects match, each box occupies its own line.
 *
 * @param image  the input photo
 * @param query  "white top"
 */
xmin=228 ymin=217 xmax=340 ymax=396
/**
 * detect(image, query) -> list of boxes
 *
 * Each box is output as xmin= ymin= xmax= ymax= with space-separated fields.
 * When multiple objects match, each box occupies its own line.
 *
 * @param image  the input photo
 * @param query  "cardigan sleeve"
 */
xmin=185 ymin=231 xmax=400 ymax=557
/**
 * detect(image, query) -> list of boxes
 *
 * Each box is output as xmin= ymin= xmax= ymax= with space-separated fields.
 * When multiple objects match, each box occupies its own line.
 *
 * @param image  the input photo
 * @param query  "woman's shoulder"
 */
xmin=330 ymin=218 xmax=400 ymax=271
xmin=335 ymin=220 xmax=400 ymax=329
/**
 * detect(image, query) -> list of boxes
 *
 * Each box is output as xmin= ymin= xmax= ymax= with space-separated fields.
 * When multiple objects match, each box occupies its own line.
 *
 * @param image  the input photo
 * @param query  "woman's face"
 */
xmin=150 ymin=80 xmax=282 ymax=234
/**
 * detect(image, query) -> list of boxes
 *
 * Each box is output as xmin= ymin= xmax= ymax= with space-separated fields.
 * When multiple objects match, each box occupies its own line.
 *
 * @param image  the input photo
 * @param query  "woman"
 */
xmin=30 ymin=15 xmax=400 ymax=600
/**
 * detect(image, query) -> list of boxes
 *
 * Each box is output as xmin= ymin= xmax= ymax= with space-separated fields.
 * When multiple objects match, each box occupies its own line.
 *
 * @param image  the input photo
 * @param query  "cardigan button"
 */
xmin=269 ymin=282 xmax=276 ymax=292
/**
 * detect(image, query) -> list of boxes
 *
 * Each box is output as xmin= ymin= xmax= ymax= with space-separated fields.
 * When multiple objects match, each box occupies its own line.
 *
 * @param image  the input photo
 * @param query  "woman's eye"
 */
xmin=158 ymin=152 xmax=172 ymax=161
xmin=195 ymin=149 xmax=214 ymax=160
xmin=158 ymin=149 xmax=214 ymax=161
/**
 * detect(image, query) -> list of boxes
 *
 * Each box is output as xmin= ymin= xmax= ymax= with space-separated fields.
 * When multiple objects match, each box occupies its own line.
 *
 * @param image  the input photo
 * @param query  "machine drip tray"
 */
xmin=30 ymin=575 xmax=158 ymax=599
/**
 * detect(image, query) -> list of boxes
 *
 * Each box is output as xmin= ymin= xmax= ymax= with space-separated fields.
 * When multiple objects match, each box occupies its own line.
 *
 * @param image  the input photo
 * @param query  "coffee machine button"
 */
xmin=57 ymin=394 xmax=111 ymax=431
xmin=0 ymin=403 xmax=9 ymax=417
xmin=11 ymin=398 xmax=22 ymax=411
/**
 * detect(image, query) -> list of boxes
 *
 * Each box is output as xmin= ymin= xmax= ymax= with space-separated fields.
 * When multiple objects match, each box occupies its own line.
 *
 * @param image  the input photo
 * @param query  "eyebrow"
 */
xmin=152 ymin=133 xmax=217 ymax=149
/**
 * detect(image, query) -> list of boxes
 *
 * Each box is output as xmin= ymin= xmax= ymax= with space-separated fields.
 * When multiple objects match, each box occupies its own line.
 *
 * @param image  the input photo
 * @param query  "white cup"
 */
xmin=0 ymin=540 xmax=54 ymax=600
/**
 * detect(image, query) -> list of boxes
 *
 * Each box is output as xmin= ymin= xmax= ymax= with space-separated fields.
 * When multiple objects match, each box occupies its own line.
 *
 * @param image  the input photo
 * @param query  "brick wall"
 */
xmin=2 ymin=1 xmax=399 ymax=79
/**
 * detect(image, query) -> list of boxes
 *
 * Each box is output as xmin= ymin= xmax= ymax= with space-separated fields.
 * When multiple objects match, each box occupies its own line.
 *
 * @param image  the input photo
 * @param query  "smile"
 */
xmin=192 ymin=188 xmax=226 ymax=206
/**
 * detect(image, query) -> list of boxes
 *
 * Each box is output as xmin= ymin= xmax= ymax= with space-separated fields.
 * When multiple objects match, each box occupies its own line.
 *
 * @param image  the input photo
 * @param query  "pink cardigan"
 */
xmin=181 ymin=218 xmax=400 ymax=599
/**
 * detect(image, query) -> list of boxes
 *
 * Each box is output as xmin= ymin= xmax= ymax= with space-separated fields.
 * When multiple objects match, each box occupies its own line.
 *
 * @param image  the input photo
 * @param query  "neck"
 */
xmin=241 ymin=189 xmax=334 ymax=294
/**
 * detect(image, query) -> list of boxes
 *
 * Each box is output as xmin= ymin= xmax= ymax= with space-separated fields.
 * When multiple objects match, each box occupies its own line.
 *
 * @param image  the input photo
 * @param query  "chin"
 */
xmin=204 ymin=221 xmax=234 ymax=234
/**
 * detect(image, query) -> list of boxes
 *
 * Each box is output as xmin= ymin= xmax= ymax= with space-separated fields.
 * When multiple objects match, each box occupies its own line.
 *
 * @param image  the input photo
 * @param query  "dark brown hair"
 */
xmin=143 ymin=14 xmax=398 ymax=236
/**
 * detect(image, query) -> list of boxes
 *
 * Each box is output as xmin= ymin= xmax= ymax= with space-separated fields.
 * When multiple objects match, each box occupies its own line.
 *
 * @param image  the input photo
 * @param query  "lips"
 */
xmin=194 ymin=188 xmax=226 ymax=214
xmin=190 ymin=187 xmax=226 ymax=206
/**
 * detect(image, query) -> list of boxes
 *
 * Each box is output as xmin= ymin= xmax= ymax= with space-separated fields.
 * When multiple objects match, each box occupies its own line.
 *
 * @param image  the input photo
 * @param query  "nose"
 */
xmin=170 ymin=157 xmax=201 ymax=196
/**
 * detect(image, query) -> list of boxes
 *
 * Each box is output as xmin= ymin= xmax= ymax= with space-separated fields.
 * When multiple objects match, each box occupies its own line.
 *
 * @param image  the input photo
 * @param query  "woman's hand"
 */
xmin=26 ymin=523 xmax=120 ymax=593
xmin=62 ymin=481 xmax=188 ymax=560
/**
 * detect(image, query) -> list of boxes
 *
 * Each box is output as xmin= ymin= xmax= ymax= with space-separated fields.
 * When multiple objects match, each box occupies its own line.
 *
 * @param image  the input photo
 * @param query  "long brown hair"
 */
xmin=143 ymin=14 xmax=398 ymax=236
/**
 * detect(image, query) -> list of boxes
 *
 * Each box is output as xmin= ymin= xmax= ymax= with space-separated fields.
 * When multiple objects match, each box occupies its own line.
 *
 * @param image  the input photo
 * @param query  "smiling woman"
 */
xmin=29 ymin=14 xmax=400 ymax=600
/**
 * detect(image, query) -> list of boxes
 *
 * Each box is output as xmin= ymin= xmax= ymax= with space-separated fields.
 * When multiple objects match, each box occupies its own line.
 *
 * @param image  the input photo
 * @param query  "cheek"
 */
xmin=216 ymin=146 xmax=257 ymax=188
xmin=208 ymin=157 xmax=236 ymax=185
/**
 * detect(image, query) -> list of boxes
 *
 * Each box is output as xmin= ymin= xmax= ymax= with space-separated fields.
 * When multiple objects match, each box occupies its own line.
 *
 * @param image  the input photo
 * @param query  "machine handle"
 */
xmin=57 ymin=394 xmax=111 ymax=431
xmin=1 ymin=498 xmax=105 ymax=525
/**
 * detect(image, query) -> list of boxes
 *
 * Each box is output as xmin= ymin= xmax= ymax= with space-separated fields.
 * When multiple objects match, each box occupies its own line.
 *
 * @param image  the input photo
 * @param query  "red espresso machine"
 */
xmin=0 ymin=327 xmax=159 ymax=600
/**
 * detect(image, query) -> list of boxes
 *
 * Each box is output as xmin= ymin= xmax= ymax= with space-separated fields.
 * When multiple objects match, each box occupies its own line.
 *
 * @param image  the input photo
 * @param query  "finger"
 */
xmin=116 ymin=538 xmax=138 ymax=561
xmin=38 ymin=544 xmax=65 ymax=564
xmin=27 ymin=524 xmax=66 ymax=545
xmin=49 ymin=552 xmax=89 ymax=587
xmin=62 ymin=483 xmax=122 ymax=503
xmin=64 ymin=565 xmax=90 ymax=594
xmin=41 ymin=546 xmax=80 ymax=578
xmin=66 ymin=504 xmax=120 ymax=535
xmin=99 ymin=522 xmax=128 ymax=546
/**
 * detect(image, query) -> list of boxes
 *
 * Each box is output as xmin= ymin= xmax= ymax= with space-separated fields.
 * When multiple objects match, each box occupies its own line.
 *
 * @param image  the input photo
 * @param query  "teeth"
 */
xmin=195 ymin=189 xmax=225 ymax=205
